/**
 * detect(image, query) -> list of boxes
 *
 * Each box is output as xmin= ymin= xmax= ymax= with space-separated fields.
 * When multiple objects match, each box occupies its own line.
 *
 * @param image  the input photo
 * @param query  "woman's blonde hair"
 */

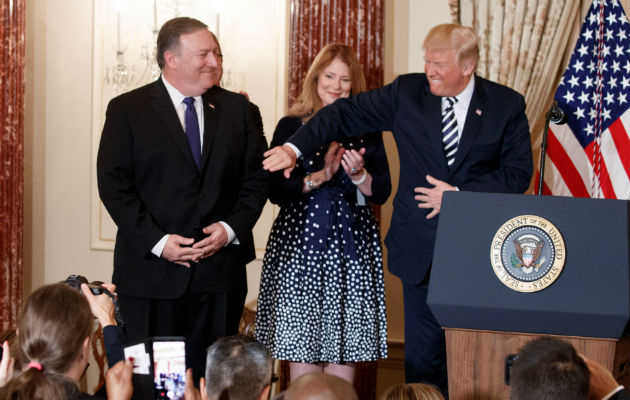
xmin=381 ymin=383 xmax=445 ymax=400
xmin=289 ymin=43 xmax=367 ymax=120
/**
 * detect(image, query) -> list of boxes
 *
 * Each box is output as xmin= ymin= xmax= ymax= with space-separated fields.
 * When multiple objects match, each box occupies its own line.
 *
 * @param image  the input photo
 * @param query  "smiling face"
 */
xmin=317 ymin=57 xmax=352 ymax=106
xmin=424 ymin=48 xmax=474 ymax=97
xmin=163 ymin=28 xmax=220 ymax=96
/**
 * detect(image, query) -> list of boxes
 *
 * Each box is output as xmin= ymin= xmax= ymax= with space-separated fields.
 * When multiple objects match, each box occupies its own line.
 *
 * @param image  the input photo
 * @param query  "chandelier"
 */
xmin=104 ymin=0 xmax=193 ymax=94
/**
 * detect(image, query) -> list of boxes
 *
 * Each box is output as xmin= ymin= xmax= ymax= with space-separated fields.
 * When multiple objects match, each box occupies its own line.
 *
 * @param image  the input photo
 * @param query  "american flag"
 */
xmin=538 ymin=0 xmax=630 ymax=199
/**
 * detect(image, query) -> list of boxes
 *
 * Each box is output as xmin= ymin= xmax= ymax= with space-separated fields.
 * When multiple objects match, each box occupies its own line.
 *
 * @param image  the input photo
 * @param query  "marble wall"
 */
xmin=0 ymin=0 xmax=25 ymax=332
xmin=288 ymin=0 xmax=384 ymax=107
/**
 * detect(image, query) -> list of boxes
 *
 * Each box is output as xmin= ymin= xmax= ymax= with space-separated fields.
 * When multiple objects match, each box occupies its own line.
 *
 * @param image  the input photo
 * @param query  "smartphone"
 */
xmin=152 ymin=337 xmax=186 ymax=400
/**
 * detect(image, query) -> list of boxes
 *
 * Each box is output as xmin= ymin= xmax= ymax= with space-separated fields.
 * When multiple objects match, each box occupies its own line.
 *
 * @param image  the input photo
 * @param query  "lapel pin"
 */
xmin=208 ymin=103 xmax=215 ymax=109
xmin=476 ymin=108 xmax=482 ymax=116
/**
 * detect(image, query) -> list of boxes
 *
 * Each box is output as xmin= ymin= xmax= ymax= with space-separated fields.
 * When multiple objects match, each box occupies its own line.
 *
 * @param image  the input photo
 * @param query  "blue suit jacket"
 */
xmin=288 ymin=73 xmax=533 ymax=284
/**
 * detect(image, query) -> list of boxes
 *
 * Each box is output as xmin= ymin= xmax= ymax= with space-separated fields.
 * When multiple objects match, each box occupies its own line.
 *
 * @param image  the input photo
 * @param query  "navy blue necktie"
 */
xmin=183 ymin=97 xmax=201 ymax=168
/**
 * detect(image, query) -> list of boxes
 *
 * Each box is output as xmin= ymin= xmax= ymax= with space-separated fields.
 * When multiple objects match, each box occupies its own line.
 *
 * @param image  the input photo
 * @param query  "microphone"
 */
xmin=538 ymin=101 xmax=567 ymax=195
xmin=549 ymin=102 xmax=567 ymax=125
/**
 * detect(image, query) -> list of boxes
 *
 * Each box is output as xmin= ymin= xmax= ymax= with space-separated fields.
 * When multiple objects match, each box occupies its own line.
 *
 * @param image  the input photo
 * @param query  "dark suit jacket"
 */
xmin=288 ymin=73 xmax=532 ymax=284
xmin=97 ymin=79 xmax=268 ymax=299
xmin=611 ymin=389 xmax=630 ymax=400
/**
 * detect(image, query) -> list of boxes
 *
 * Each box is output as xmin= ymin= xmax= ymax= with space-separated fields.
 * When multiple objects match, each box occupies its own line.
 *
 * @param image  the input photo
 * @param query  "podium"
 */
xmin=427 ymin=192 xmax=630 ymax=399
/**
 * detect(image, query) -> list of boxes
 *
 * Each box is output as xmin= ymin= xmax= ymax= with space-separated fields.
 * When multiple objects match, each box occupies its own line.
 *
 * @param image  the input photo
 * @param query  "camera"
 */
xmin=63 ymin=274 xmax=125 ymax=327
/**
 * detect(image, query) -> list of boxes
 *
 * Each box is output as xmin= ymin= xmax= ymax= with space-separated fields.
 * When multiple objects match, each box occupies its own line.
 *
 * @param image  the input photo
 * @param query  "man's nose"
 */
xmin=207 ymin=53 xmax=219 ymax=67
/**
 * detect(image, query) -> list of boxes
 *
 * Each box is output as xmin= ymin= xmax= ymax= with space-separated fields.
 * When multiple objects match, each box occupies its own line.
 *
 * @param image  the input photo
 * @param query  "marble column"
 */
xmin=0 ymin=0 xmax=25 ymax=331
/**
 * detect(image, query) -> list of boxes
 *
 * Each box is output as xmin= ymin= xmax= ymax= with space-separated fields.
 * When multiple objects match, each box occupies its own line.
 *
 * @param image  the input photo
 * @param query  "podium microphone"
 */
xmin=549 ymin=104 xmax=567 ymax=125
xmin=538 ymin=101 xmax=567 ymax=195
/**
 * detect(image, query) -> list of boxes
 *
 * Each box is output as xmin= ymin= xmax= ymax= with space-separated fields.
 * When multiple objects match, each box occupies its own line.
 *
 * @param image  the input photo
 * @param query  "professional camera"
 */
xmin=63 ymin=274 xmax=125 ymax=327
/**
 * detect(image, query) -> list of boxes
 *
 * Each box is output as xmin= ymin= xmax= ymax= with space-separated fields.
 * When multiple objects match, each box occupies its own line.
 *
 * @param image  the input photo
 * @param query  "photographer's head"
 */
xmin=202 ymin=335 xmax=272 ymax=400
xmin=510 ymin=337 xmax=590 ymax=400
xmin=1 ymin=284 xmax=93 ymax=399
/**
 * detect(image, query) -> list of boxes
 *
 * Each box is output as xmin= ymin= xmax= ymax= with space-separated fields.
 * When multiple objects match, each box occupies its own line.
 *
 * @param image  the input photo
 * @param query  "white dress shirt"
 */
xmin=151 ymin=76 xmax=237 ymax=257
xmin=441 ymin=74 xmax=476 ymax=144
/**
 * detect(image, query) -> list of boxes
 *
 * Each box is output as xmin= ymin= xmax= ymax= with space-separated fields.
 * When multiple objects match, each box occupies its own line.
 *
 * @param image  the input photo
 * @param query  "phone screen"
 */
xmin=152 ymin=340 xmax=186 ymax=400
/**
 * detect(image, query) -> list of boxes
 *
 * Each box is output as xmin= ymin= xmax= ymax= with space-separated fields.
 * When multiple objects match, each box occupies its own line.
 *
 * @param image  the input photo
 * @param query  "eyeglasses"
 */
xmin=504 ymin=354 xmax=519 ymax=385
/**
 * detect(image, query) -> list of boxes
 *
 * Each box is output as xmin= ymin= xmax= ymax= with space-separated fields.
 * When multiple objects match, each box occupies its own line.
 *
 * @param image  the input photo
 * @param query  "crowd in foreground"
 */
xmin=0 ymin=282 xmax=628 ymax=400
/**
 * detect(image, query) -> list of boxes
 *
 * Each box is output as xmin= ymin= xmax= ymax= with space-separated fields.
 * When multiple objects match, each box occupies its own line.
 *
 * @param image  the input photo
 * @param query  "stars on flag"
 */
xmin=553 ymin=0 xmax=630 ymax=146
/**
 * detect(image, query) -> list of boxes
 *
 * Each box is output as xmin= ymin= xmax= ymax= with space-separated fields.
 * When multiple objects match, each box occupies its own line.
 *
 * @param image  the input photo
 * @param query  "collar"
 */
xmin=449 ymin=74 xmax=475 ymax=110
xmin=161 ymin=75 xmax=202 ymax=107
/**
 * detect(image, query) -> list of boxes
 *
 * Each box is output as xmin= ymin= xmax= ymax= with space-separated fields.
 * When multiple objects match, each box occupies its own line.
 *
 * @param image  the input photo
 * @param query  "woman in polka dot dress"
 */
xmin=255 ymin=43 xmax=392 ymax=384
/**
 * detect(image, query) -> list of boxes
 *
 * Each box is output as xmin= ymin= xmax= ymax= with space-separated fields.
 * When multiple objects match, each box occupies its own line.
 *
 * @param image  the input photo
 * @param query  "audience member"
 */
xmin=283 ymin=372 xmax=358 ymax=400
xmin=104 ymin=359 xmax=134 ymax=400
xmin=510 ymin=336 xmax=628 ymax=400
xmin=583 ymin=356 xmax=629 ymax=400
xmin=381 ymin=383 xmax=444 ymax=400
xmin=0 ymin=282 xmax=129 ymax=400
xmin=200 ymin=335 xmax=272 ymax=400
xmin=0 ymin=284 xmax=105 ymax=399
xmin=0 ymin=341 xmax=14 ymax=386
xmin=510 ymin=336 xmax=590 ymax=400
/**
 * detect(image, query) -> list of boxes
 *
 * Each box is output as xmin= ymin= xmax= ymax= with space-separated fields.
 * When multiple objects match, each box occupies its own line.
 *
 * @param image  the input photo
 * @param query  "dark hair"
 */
xmin=157 ymin=17 xmax=208 ymax=68
xmin=204 ymin=335 xmax=272 ymax=400
xmin=0 ymin=284 xmax=93 ymax=400
xmin=510 ymin=337 xmax=590 ymax=400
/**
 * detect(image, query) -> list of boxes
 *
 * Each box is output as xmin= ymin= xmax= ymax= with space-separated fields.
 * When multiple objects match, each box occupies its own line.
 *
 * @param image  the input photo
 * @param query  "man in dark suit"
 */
xmin=263 ymin=24 xmax=532 ymax=395
xmin=97 ymin=17 xmax=268 ymax=382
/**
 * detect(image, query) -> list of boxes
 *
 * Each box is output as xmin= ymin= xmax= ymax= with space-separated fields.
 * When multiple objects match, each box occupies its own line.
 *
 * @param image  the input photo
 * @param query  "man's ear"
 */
xmin=258 ymin=384 xmax=271 ymax=400
xmin=163 ymin=50 xmax=178 ymax=69
xmin=462 ymin=59 xmax=475 ymax=76
xmin=81 ymin=336 xmax=91 ymax=362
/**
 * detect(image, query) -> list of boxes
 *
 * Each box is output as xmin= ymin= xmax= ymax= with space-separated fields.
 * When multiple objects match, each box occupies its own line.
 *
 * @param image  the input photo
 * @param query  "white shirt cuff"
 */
xmin=152 ymin=234 xmax=169 ymax=257
xmin=602 ymin=386 xmax=625 ymax=400
xmin=284 ymin=142 xmax=302 ymax=159
xmin=219 ymin=221 xmax=238 ymax=245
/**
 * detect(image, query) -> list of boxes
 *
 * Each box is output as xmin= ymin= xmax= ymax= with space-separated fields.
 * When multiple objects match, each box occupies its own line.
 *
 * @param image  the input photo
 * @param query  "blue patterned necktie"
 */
xmin=442 ymin=96 xmax=459 ymax=168
xmin=183 ymin=97 xmax=201 ymax=168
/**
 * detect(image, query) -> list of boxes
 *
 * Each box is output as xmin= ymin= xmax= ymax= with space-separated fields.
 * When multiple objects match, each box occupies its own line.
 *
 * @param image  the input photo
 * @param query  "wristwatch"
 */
xmin=306 ymin=174 xmax=315 ymax=190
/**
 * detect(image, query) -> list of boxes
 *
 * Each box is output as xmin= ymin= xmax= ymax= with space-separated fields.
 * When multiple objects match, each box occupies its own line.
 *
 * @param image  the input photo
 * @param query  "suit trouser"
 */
xmin=118 ymin=288 xmax=246 ymax=388
xmin=402 ymin=272 xmax=448 ymax=397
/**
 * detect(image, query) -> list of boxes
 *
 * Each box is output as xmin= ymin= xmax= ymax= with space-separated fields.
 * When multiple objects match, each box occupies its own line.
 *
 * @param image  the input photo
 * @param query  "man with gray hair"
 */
xmin=200 ymin=335 xmax=272 ymax=400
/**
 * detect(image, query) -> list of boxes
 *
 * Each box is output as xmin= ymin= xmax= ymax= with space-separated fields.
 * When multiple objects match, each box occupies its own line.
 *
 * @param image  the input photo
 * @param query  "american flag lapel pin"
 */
xmin=476 ymin=108 xmax=482 ymax=116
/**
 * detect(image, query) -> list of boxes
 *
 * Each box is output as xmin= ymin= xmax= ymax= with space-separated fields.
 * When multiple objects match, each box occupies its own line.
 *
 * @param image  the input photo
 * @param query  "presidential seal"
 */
xmin=490 ymin=215 xmax=566 ymax=293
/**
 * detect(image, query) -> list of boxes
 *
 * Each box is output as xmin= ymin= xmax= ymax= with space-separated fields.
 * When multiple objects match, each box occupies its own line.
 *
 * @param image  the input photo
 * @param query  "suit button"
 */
xmin=196 ymin=194 xmax=203 ymax=199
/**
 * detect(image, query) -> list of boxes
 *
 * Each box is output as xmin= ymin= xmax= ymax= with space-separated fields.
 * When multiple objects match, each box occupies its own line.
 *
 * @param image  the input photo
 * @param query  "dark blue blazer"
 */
xmin=97 ymin=80 xmax=268 ymax=298
xmin=288 ymin=73 xmax=533 ymax=284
